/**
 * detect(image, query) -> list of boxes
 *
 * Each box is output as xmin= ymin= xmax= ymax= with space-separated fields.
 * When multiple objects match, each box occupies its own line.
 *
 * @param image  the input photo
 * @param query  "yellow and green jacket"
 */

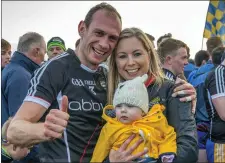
xmin=91 ymin=104 xmax=177 ymax=162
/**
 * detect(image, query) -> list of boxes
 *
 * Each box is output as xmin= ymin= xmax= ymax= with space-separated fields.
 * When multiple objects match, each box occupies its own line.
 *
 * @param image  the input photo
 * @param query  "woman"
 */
xmin=106 ymin=27 xmax=198 ymax=162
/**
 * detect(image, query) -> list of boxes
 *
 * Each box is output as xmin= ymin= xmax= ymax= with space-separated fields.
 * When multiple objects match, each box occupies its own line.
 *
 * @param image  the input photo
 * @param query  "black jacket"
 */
xmin=147 ymin=79 xmax=198 ymax=163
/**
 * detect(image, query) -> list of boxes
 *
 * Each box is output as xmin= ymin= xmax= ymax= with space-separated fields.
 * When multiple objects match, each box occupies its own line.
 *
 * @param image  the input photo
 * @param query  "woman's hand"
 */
xmin=172 ymin=78 xmax=197 ymax=113
xmin=109 ymin=134 xmax=148 ymax=162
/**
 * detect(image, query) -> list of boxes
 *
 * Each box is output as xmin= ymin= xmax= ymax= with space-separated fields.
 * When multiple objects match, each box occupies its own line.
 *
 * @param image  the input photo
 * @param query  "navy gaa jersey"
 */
xmin=24 ymin=49 xmax=107 ymax=162
xmin=163 ymin=68 xmax=177 ymax=82
xmin=204 ymin=64 xmax=225 ymax=143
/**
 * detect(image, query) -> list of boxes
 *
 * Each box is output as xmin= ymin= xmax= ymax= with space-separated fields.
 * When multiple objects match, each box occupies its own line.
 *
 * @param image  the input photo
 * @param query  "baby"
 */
xmin=91 ymin=74 xmax=177 ymax=163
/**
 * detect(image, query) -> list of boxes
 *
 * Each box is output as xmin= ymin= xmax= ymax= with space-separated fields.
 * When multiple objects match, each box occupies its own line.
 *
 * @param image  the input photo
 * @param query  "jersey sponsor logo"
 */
xmin=84 ymin=80 xmax=95 ymax=86
xmin=72 ymin=78 xmax=84 ymax=86
xmin=69 ymin=99 xmax=104 ymax=111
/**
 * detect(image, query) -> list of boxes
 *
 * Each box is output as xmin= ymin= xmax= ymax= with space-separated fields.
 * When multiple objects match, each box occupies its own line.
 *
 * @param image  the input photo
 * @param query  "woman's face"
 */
xmin=115 ymin=37 xmax=150 ymax=80
xmin=1 ymin=47 xmax=11 ymax=68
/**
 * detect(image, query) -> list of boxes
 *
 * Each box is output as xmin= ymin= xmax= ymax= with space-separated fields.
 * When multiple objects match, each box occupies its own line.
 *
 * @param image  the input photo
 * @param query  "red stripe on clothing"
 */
xmin=79 ymin=124 xmax=100 ymax=163
xmin=145 ymin=75 xmax=155 ymax=87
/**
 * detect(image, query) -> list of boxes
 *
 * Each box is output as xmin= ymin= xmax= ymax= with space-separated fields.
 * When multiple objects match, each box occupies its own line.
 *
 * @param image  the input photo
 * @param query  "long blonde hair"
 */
xmin=107 ymin=27 xmax=165 ymax=104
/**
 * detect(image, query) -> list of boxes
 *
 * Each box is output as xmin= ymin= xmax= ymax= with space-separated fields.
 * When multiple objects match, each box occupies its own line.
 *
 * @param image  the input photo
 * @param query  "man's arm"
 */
xmin=7 ymin=96 xmax=69 ymax=147
xmin=7 ymin=101 xmax=48 ymax=147
xmin=2 ymin=118 xmax=31 ymax=160
xmin=7 ymin=59 xmax=70 ymax=147
xmin=212 ymin=97 xmax=225 ymax=121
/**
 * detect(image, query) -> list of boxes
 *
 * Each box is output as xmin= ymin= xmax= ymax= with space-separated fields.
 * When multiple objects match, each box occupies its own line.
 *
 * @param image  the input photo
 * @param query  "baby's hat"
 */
xmin=113 ymin=74 xmax=149 ymax=113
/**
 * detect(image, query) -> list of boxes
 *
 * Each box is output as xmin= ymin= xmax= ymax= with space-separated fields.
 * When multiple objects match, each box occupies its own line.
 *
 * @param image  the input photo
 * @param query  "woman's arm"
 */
xmin=167 ymin=85 xmax=198 ymax=163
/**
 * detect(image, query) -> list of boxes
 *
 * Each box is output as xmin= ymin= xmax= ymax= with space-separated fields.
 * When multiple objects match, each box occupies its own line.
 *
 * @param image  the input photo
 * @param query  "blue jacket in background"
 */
xmin=184 ymin=63 xmax=197 ymax=80
xmin=187 ymin=69 xmax=198 ymax=83
xmin=188 ymin=60 xmax=214 ymax=124
xmin=1 ymin=51 xmax=40 ymax=163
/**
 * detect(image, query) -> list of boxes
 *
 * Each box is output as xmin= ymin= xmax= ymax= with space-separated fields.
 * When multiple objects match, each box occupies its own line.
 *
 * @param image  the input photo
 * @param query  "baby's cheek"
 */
xmin=115 ymin=110 xmax=121 ymax=118
xmin=131 ymin=113 xmax=142 ymax=121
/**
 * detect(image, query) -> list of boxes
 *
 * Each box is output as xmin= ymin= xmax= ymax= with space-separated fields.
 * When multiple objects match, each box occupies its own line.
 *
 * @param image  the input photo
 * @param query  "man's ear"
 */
xmin=201 ymin=60 xmax=206 ymax=66
xmin=165 ymin=55 xmax=173 ymax=65
xmin=78 ymin=20 xmax=86 ymax=37
xmin=32 ymin=47 xmax=40 ymax=57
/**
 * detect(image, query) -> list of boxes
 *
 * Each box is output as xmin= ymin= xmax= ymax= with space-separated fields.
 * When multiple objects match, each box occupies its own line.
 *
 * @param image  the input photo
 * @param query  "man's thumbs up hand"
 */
xmin=44 ymin=95 xmax=70 ymax=139
xmin=61 ymin=95 xmax=68 ymax=113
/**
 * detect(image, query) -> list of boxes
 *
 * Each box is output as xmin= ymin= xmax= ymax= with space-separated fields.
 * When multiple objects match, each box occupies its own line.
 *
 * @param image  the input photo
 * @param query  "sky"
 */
xmin=2 ymin=1 xmax=210 ymax=59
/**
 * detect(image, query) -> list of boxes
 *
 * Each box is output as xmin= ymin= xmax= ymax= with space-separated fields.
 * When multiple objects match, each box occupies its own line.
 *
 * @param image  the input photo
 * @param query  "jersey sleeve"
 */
xmin=24 ymin=58 xmax=67 ymax=109
xmin=207 ymin=66 xmax=225 ymax=99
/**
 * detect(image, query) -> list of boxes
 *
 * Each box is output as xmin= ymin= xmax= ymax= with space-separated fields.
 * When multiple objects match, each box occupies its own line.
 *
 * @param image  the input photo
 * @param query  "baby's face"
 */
xmin=115 ymin=104 xmax=143 ymax=124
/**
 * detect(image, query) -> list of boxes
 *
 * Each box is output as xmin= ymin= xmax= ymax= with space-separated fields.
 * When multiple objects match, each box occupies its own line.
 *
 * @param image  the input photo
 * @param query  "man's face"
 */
xmin=1 ymin=47 xmax=11 ymax=68
xmin=171 ymin=47 xmax=188 ymax=76
xmin=47 ymin=46 xmax=65 ymax=60
xmin=36 ymin=40 xmax=47 ymax=65
xmin=78 ymin=9 xmax=122 ymax=69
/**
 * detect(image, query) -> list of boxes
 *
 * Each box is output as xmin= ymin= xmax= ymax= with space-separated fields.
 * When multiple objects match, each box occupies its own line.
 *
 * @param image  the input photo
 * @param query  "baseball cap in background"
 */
xmin=47 ymin=37 xmax=66 ymax=51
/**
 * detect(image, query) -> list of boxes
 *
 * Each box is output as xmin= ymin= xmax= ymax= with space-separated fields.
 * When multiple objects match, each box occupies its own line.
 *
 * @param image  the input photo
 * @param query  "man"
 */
xmin=145 ymin=33 xmax=155 ymax=48
xmin=7 ymin=3 xmax=122 ymax=163
xmin=157 ymin=33 xmax=172 ymax=48
xmin=189 ymin=37 xmax=223 ymax=122
xmin=188 ymin=58 xmax=195 ymax=65
xmin=1 ymin=39 xmax=12 ymax=70
xmin=204 ymin=47 xmax=225 ymax=163
xmin=7 ymin=2 xmax=197 ymax=163
xmin=194 ymin=50 xmax=210 ymax=68
xmin=47 ymin=36 xmax=66 ymax=60
xmin=157 ymin=34 xmax=188 ymax=81
xmin=1 ymin=32 xmax=46 ymax=162
xmin=184 ymin=46 xmax=197 ymax=79
xmin=75 ymin=38 xmax=80 ymax=48
xmin=187 ymin=50 xmax=209 ymax=82
xmin=188 ymin=36 xmax=223 ymax=162
xmin=184 ymin=59 xmax=197 ymax=79
xmin=157 ymin=38 xmax=189 ymax=82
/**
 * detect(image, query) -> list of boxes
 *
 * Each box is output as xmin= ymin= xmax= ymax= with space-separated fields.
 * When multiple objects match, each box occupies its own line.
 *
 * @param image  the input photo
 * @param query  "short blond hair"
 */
xmin=107 ymin=27 xmax=164 ymax=104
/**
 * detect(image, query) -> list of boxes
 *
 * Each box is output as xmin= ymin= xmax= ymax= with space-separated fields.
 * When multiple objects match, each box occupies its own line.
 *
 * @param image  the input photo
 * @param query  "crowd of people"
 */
xmin=1 ymin=2 xmax=224 ymax=163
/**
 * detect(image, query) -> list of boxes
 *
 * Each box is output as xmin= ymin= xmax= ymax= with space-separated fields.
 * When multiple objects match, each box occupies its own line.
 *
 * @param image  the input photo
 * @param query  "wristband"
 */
xmin=1 ymin=145 xmax=12 ymax=159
